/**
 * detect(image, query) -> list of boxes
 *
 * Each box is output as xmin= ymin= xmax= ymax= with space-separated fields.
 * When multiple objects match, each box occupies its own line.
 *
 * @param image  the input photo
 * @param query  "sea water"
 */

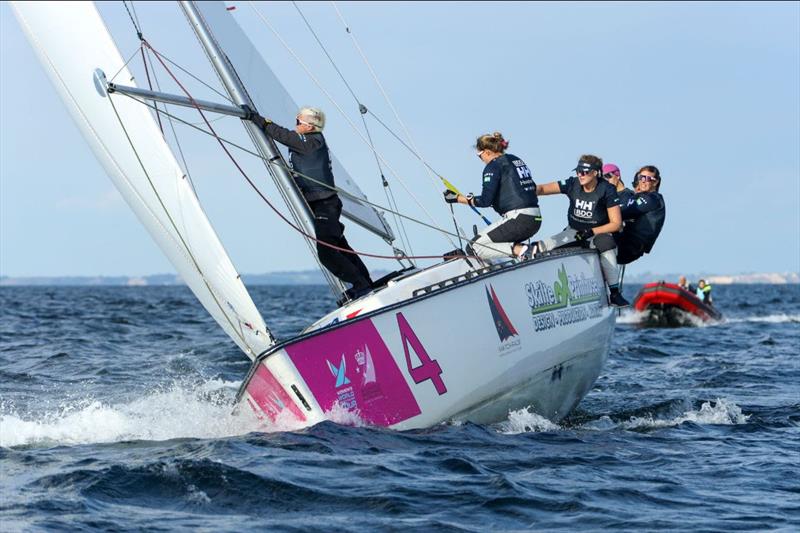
xmin=1 ymin=284 xmax=798 ymax=530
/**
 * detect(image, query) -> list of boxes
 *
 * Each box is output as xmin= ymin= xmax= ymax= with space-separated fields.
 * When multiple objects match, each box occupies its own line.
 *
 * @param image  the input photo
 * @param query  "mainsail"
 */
xmin=190 ymin=1 xmax=395 ymax=242
xmin=11 ymin=1 xmax=273 ymax=360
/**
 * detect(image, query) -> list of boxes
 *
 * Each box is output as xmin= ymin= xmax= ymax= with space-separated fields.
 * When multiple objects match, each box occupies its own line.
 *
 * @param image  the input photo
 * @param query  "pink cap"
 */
xmin=602 ymin=163 xmax=620 ymax=176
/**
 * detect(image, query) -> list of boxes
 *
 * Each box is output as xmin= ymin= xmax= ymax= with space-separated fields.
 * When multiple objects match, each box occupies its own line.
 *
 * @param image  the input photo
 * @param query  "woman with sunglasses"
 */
xmin=249 ymin=107 xmax=373 ymax=301
xmin=534 ymin=154 xmax=628 ymax=307
xmin=614 ymin=165 xmax=666 ymax=265
xmin=444 ymin=132 xmax=541 ymax=260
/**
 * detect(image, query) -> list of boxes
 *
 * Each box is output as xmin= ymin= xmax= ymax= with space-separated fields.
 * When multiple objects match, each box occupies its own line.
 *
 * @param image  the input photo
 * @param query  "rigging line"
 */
xmin=367 ymin=107 xmax=489 ymax=228
xmin=145 ymin=48 xmax=234 ymax=104
xmin=117 ymin=92 xmax=473 ymax=245
xmin=361 ymin=106 xmax=414 ymax=258
xmin=330 ymin=1 xmax=472 ymax=235
xmin=122 ymin=0 xmax=142 ymax=39
xmin=249 ymin=6 xmax=458 ymax=252
xmin=291 ymin=1 xmax=414 ymax=258
xmin=331 ymin=2 xmax=444 ymax=196
xmin=381 ymin=169 xmax=414 ymax=259
xmin=385 ymin=179 xmax=414 ymax=257
xmin=120 ymin=90 xmax=512 ymax=257
xmin=115 ymin=7 xmax=267 ymax=344
xmin=127 ymin=9 xmax=199 ymax=199
xmin=291 ymin=1 xmax=360 ymax=106
xmin=142 ymin=46 xmax=197 ymax=195
xmin=107 ymin=95 xmax=274 ymax=348
xmin=109 ymin=45 xmax=145 ymax=84
xmin=129 ymin=0 xmax=142 ymax=31
xmin=128 ymin=46 xmax=500 ymax=260
xmin=245 ymin=1 xmax=461 ymax=252
xmin=141 ymin=47 xmax=164 ymax=135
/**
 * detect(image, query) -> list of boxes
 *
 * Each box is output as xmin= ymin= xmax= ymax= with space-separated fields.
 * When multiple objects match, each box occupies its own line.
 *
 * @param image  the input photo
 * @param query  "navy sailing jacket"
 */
xmin=472 ymin=154 xmax=539 ymax=215
xmin=620 ymin=190 xmax=666 ymax=253
xmin=263 ymin=123 xmax=336 ymax=202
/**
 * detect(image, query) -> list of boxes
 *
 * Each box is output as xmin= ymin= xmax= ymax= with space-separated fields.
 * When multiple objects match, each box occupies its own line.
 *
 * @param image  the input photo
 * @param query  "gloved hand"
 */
xmin=575 ymin=228 xmax=594 ymax=241
xmin=443 ymin=190 xmax=459 ymax=204
xmin=241 ymin=106 xmax=271 ymax=129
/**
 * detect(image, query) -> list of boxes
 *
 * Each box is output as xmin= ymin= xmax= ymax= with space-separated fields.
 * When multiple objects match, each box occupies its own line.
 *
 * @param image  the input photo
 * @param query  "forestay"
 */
xmin=190 ymin=1 xmax=395 ymax=242
xmin=12 ymin=1 xmax=273 ymax=360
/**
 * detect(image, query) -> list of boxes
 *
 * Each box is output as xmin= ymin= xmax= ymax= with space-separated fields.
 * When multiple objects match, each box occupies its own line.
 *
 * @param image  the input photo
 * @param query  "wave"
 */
xmin=726 ymin=313 xmax=800 ymax=324
xmin=497 ymin=398 xmax=750 ymax=434
xmin=615 ymin=310 xmax=648 ymax=325
xmin=0 ymin=379 xmax=283 ymax=448
xmin=497 ymin=407 xmax=561 ymax=434
xmin=618 ymin=398 xmax=750 ymax=429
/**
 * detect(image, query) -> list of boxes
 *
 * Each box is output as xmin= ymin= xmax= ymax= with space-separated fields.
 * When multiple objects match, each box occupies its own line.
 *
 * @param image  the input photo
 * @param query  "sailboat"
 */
xmin=11 ymin=1 xmax=616 ymax=430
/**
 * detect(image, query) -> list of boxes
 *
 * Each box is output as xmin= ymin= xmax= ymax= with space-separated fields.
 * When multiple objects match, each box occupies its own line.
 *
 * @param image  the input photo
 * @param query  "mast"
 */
xmin=180 ymin=1 xmax=347 ymax=295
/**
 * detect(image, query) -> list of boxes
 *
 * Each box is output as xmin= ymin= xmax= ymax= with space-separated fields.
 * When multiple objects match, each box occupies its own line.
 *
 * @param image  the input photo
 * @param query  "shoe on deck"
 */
xmin=609 ymin=291 xmax=630 ymax=308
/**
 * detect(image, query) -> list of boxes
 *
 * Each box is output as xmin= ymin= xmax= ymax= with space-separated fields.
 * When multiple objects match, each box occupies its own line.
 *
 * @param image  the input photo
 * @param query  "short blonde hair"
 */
xmin=298 ymin=106 xmax=325 ymax=131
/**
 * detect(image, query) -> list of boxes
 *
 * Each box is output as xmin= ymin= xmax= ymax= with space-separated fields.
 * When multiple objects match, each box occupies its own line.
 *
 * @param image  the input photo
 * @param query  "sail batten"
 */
xmin=12 ymin=1 xmax=274 ymax=360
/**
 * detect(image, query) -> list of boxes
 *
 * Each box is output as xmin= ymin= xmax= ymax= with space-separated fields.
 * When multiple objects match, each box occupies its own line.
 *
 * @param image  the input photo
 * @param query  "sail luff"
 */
xmin=180 ymin=0 xmax=347 ymax=296
xmin=11 ymin=1 xmax=274 ymax=360
xmin=190 ymin=1 xmax=395 ymax=243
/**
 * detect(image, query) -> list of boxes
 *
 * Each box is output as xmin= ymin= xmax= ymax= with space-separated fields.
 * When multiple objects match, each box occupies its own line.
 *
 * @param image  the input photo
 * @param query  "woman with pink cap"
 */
xmin=602 ymin=163 xmax=625 ymax=192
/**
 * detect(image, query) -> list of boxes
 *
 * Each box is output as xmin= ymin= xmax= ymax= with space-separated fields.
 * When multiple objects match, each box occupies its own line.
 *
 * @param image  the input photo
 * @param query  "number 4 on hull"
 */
xmin=396 ymin=312 xmax=447 ymax=395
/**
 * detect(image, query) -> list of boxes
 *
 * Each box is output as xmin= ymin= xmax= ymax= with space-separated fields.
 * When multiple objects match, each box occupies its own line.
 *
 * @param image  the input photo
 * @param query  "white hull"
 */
xmin=237 ymin=249 xmax=615 ymax=429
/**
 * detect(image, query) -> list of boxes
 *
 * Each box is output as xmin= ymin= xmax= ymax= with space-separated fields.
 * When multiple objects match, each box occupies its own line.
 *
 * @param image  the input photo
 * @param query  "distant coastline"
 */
xmin=1 ymin=270 xmax=797 ymax=286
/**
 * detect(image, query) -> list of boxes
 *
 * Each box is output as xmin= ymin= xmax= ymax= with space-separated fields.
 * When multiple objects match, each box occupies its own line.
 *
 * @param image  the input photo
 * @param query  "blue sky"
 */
xmin=1 ymin=1 xmax=798 ymax=278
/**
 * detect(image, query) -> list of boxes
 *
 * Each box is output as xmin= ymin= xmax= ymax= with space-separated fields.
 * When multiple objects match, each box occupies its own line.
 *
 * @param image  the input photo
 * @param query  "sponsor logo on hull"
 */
xmin=485 ymin=284 xmax=522 ymax=356
xmin=286 ymin=319 xmax=421 ymax=426
xmin=525 ymin=264 xmax=604 ymax=332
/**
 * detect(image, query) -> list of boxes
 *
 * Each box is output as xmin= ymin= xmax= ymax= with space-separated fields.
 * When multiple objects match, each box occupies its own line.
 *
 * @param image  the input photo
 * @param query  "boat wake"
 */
xmin=0 ymin=379 xmax=273 ymax=448
xmin=727 ymin=313 xmax=800 ymax=324
xmin=617 ymin=310 xmax=799 ymax=327
xmin=2 ymin=384 xmax=751 ymax=447
xmin=617 ymin=308 xmax=710 ymax=327
xmin=496 ymin=398 xmax=749 ymax=435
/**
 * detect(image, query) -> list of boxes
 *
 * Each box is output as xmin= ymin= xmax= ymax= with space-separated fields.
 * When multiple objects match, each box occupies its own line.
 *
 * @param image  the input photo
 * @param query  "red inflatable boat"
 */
xmin=633 ymin=282 xmax=723 ymax=326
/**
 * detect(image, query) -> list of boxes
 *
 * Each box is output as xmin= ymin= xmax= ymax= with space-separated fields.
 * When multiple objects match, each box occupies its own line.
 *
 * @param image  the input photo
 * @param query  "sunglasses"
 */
xmin=577 ymin=170 xmax=595 ymax=176
xmin=638 ymin=175 xmax=658 ymax=182
xmin=296 ymin=118 xmax=313 ymax=127
xmin=603 ymin=173 xmax=619 ymax=180
xmin=476 ymin=150 xmax=485 ymax=159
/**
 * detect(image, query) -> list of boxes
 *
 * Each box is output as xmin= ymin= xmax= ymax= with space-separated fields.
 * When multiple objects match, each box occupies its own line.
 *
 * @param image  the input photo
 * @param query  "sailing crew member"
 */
xmin=602 ymin=163 xmax=624 ymax=193
xmin=533 ymin=155 xmax=629 ymax=307
xmin=612 ymin=165 xmax=666 ymax=264
xmin=443 ymin=132 xmax=541 ymax=260
xmin=249 ymin=107 xmax=373 ymax=299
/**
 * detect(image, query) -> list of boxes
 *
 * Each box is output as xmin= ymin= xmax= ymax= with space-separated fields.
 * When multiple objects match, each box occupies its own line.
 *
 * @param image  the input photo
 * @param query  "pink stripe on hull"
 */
xmin=245 ymin=364 xmax=307 ymax=423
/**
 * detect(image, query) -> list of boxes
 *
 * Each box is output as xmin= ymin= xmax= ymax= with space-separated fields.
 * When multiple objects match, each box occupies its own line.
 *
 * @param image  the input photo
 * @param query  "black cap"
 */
xmin=573 ymin=160 xmax=601 ymax=173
